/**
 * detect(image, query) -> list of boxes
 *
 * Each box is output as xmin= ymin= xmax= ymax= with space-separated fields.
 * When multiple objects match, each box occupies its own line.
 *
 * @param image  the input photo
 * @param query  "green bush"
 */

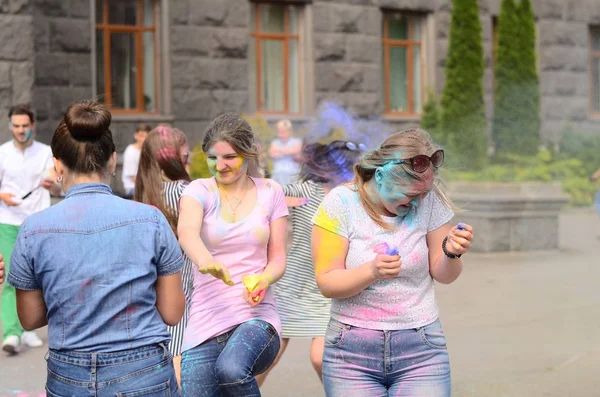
xmin=558 ymin=125 xmax=600 ymax=175
xmin=449 ymin=149 xmax=597 ymax=206
xmin=440 ymin=0 xmax=488 ymax=170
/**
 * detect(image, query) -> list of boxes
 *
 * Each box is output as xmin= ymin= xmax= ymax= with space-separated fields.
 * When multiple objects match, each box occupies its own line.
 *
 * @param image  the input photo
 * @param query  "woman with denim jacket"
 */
xmin=178 ymin=112 xmax=288 ymax=397
xmin=7 ymin=100 xmax=185 ymax=396
xmin=312 ymin=129 xmax=475 ymax=397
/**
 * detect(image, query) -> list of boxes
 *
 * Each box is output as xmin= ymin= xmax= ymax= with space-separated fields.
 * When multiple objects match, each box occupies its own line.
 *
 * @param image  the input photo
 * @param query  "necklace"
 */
xmin=217 ymin=176 xmax=249 ymax=222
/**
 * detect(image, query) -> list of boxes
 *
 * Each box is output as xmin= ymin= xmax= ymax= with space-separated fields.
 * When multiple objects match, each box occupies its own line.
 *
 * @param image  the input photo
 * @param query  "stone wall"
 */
xmin=170 ymin=0 xmax=251 ymax=148
xmin=0 ymin=0 xmax=34 ymax=143
xmin=30 ymin=0 xmax=93 ymax=145
xmin=3 ymin=0 xmax=600 ymax=161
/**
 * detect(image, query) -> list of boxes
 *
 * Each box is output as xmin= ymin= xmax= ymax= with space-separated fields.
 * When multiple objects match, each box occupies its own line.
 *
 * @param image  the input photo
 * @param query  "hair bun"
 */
xmin=64 ymin=100 xmax=111 ymax=140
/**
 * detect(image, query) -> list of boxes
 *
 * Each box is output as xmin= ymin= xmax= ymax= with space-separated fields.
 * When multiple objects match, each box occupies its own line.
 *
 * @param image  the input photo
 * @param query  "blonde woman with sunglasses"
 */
xmin=312 ymin=129 xmax=474 ymax=397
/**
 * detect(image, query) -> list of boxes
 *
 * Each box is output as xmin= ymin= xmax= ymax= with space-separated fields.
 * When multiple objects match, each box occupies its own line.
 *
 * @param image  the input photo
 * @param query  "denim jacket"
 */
xmin=7 ymin=183 xmax=184 ymax=352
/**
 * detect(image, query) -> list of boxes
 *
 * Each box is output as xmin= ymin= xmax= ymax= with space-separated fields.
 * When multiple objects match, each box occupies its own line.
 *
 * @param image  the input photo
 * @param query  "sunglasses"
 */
xmin=392 ymin=149 xmax=444 ymax=173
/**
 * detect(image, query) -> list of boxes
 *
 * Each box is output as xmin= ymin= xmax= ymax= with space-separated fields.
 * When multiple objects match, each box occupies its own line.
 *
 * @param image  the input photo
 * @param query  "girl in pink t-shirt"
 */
xmin=178 ymin=112 xmax=288 ymax=397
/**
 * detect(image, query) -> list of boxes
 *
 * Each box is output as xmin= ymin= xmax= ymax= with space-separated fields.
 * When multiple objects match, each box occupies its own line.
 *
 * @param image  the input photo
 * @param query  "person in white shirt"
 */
xmin=121 ymin=123 xmax=151 ymax=198
xmin=268 ymin=120 xmax=302 ymax=185
xmin=0 ymin=104 xmax=62 ymax=355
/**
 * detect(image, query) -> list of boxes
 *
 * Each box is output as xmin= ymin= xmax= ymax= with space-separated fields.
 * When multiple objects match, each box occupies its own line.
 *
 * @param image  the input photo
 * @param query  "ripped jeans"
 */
xmin=180 ymin=319 xmax=280 ymax=397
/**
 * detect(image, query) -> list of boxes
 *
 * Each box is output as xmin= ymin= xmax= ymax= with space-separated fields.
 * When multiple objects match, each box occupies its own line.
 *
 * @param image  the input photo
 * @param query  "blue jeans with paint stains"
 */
xmin=180 ymin=319 xmax=280 ymax=397
xmin=322 ymin=318 xmax=451 ymax=397
xmin=45 ymin=343 xmax=180 ymax=396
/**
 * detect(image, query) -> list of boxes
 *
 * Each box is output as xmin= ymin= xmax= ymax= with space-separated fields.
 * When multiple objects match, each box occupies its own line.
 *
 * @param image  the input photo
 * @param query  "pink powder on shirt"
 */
xmin=180 ymin=177 xmax=288 ymax=352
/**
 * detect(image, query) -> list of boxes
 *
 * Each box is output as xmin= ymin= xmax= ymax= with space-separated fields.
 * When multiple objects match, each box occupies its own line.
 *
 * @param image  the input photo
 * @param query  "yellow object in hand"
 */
xmin=242 ymin=274 xmax=262 ymax=302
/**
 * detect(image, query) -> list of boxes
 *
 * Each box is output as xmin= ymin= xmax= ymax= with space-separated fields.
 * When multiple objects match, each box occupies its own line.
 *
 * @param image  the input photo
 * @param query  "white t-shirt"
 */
xmin=313 ymin=185 xmax=454 ymax=330
xmin=0 ymin=140 xmax=53 ymax=226
xmin=122 ymin=144 xmax=141 ymax=192
xmin=271 ymin=138 xmax=301 ymax=185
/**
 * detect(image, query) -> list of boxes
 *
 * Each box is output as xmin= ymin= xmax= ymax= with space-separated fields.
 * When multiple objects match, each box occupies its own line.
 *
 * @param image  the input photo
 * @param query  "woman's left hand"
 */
xmin=241 ymin=274 xmax=271 ymax=307
xmin=446 ymin=222 xmax=474 ymax=256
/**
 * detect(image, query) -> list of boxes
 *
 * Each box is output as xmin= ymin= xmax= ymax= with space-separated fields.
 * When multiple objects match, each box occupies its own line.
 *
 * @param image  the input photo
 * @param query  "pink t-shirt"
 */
xmin=181 ymin=177 xmax=289 ymax=352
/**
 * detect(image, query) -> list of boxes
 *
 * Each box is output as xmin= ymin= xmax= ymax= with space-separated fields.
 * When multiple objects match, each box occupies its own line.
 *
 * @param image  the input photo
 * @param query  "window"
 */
xmin=95 ymin=0 xmax=158 ymax=113
xmin=249 ymin=3 xmax=302 ymax=114
xmin=591 ymin=26 xmax=600 ymax=115
xmin=383 ymin=12 xmax=425 ymax=115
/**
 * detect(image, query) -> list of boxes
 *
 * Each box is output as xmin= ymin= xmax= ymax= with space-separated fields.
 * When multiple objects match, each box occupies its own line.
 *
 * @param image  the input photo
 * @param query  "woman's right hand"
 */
xmin=370 ymin=254 xmax=402 ymax=280
xmin=198 ymin=261 xmax=234 ymax=286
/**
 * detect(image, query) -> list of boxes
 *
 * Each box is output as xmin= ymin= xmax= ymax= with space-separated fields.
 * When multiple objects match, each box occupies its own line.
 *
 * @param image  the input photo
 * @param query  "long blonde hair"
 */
xmin=353 ymin=128 xmax=453 ymax=230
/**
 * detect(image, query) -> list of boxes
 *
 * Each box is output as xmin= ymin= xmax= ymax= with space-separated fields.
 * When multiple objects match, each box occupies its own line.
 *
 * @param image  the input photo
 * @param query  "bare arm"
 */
xmin=178 ymin=196 xmax=233 ymax=285
xmin=268 ymin=142 xmax=283 ymax=158
xmin=312 ymin=226 xmax=401 ymax=299
xmin=178 ymin=196 xmax=213 ymax=268
xmin=592 ymin=169 xmax=600 ymax=181
xmin=244 ymin=216 xmax=288 ymax=306
xmin=16 ymin=289 xmax=48 ymax=330
xmin=155 ymin=272 xmax=184 ymax=326
xmin=428 ymin=223 xmax=473 ymax=284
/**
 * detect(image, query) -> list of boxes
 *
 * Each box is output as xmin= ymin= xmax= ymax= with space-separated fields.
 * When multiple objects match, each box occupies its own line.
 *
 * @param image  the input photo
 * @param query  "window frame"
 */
xmin=382 ymin=12 xmax=425 ymax=116
xmin=250 ymin=2 xmax=303 ymax=115
xmin=94 ymin=0 xmax=160 ymax=115
xmin=590 ymin=26 xmax=600 ymax=117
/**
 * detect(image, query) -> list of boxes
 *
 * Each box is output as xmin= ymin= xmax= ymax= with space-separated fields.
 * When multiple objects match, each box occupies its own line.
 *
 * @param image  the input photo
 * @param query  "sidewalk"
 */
xmin=1 ymin=209 xmax=599 ymax=396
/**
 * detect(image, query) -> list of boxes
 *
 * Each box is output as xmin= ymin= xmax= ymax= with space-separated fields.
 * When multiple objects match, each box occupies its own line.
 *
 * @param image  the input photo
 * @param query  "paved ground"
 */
xmin=1 ymin=209 xmax=599 ymax=396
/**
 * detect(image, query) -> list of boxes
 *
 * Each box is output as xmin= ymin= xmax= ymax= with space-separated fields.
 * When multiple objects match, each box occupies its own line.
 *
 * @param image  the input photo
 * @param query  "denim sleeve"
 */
xmin=7 ymin=229 xmax=40 ymax=291
xmin=155 ymin=213 xmax=184 ymax=277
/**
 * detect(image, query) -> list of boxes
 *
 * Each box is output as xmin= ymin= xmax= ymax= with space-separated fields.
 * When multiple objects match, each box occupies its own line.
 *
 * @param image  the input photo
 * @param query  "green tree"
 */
xmin=492 ymin=0 xmax=540 ymax=156
xmin=440 ymin=0 xmax=488 ymax=169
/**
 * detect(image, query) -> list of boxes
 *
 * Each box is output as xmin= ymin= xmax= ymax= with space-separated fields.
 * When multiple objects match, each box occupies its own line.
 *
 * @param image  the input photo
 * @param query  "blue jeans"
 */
xmin=45 ymin=343 xmax=179 ymax=396
xmin=322 ymin=318 xmax=451 ymax=397
xmin=181 ymin=319 xmax=280 ymax=397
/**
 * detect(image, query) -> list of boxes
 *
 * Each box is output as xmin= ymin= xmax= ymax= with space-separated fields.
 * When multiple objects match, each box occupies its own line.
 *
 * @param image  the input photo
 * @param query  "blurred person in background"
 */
xmin=268 ymin=119 xmax=302 ymax=185
xmin=135 ymin=125 xmax=194 ymax=385
xmin=7 ymin=100 xmax=184 ymax=396
xmin=257 ymin=139 xmax=366 ymax=387
xmin=0 ymin=103 xmax=61 ymax=355
xmin=122 ymin=123 xmax=151 ymax=198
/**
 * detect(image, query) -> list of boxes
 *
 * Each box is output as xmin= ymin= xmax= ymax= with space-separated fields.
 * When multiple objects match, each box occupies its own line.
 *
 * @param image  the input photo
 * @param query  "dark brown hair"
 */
xmin=51 ymin=100 xmax=115 ymax=175
xmin=9 ymin=104 xmax=35 ymax=123
xmin=299 ymin=140 xmax=363 ymax=185
xmin=202 ymin=112 xmax=263 ymax=177
xmin=134 ymin=125 xmax=191 ymax=235
xmin=136 ymin=123 xmax=152 ymax=133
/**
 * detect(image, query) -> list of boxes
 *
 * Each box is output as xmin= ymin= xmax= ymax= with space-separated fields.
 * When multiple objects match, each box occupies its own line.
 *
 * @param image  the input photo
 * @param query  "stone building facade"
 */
xmin=1 ymin=0 xmax=600 ymax=192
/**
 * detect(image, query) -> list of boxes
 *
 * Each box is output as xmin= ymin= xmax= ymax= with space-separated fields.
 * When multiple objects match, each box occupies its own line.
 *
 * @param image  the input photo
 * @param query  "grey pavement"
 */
xmin=0 ymin=209 xmax=599 ymax=397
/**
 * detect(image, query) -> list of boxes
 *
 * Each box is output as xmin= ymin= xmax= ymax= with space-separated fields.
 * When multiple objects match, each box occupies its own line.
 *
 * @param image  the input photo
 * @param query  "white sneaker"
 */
xmin=21 ymin=331 xmax=43 ymax=348
xmin=2 ymin=335 xmax=20 ymax=354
